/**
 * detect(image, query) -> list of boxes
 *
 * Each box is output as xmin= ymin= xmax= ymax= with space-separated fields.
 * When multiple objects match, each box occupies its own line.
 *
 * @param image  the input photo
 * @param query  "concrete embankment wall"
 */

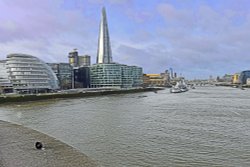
xmin=0 ymin=88 xmax=161 ymax=104
xmin=0 ymin=120 xmax=98 ymax=167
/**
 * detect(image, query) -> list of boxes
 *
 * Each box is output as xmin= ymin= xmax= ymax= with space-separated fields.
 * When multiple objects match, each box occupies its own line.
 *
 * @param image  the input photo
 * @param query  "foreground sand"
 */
xmin=0 ymin=120 xmax=98 ymax=167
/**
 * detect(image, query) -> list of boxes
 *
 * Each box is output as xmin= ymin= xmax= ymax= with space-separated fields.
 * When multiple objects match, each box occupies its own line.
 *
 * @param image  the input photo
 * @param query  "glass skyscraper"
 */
xmin=96 ymin=7 xmax=112 ymax=64
xmin=90 ymin=7 xmax=143 ymax=88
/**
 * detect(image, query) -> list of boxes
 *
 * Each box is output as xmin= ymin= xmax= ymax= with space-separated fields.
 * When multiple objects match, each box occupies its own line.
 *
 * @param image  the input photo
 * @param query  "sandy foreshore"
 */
xmin=0 ymin=120 xmax=98 ymax=167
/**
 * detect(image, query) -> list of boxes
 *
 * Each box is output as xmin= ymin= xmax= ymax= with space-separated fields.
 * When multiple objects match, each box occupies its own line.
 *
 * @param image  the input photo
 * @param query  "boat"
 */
xmin=170 ymin=80 xmax=188 ymax=93
xmin=170 ymin=87 xmax=182 ymax=93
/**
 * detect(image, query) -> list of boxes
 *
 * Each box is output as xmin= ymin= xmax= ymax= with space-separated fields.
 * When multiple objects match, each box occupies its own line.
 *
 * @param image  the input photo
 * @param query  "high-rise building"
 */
xmin=79 ymin=55 xmax=91 ymax=67
xmin=96 ymin=7 xmax=112 ymax=64
xmin=73 ymin=67 xmax=90 ymax=88
xmin=90 ymin=7 xmax=143 ymax=88
xmin=68 ymin=49 xmax=79 ymax=67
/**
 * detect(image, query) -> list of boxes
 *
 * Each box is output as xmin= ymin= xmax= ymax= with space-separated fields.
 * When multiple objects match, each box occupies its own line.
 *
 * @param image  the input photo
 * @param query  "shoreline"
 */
xmin=0 ymin=87 xmax=163 ymax=104
xmin=0 ymin=120 xmax=98 ymax=167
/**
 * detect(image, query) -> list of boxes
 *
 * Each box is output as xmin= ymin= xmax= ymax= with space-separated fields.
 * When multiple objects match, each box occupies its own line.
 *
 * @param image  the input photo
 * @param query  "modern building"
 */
xmin=247 ymin=78 xmax=250 ymax=85
xmin=47 ymin=63 xmax=72 ymax=89
xmin=90 ymin=7 xmax=143 ymax=88
xmin=79 ymin=55 xmax=91 ymax=67
xmin=73 ymin=67 xmax=90 ymax=88
xmin=68 ymin=49 xmax=79 ymax=67
xmin=239 ymin=70 xmax=250 ymax=84
xmin=222 ymin=74 xmax=233 ymax=83
xmin=90 ymin=63 xmax=142 ymax=88
xmin=6 ymin=54 xmax=59 ymax=93
xmin=90 ymin=63 xmax=122 ymax=88
xmin=0 ymin=60 xmax=13 ymax=93
xmin=96 ymin=7 xmax=112 ymax=64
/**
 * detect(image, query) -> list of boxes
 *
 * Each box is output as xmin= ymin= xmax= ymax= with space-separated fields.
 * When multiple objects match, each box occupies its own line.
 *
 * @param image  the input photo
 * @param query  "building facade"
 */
xmin=232 ymin=73 xmax=240 ymax=84
xmin=6 ymin=54 xmax=59 ymax=93
xmin=68 ymin=49 xmax=79 ymax=67
xmin=90 ymin=63 xmax=142 ymax=88
xmin=73 ymin=67 xmax=90 ymax=88
xmin=47 ymin=63 xmax=72 ymax=89
xmin=239 ymin=70 xmax=250 ymax=84
xmin=143 ymin=71 xmax=170 ymax=87
xmin=79 ymin=55 xmax=91 ymax=67
xmin=90 ymin=63 xmax=122 ymax=88
xmin=0 ymin=60 xmax=13 ymax=93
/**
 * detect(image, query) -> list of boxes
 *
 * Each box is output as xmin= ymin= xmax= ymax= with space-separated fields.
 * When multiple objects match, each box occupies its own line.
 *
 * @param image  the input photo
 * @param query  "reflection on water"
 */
xmin=0 ymin=87 xmax=250 ymax=167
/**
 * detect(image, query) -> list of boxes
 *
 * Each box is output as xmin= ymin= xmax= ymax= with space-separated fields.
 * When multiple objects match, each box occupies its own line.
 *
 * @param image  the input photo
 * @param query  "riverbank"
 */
xmin=0 ymin=120 xmax=98 ymax=167
xmin=215 ymin=83 xmax=250 ymax=88
xmin=0 ymin=87 xmax=163 ymax=104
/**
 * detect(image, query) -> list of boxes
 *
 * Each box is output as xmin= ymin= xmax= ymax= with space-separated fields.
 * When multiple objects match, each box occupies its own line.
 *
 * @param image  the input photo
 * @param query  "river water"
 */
xmin=0 ymin=87 xmax=250 ymax=167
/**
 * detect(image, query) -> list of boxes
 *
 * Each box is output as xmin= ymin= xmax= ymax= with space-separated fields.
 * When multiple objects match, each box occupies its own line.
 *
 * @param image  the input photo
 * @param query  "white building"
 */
xmin=6 ymin=53 xmax=59 ymax=93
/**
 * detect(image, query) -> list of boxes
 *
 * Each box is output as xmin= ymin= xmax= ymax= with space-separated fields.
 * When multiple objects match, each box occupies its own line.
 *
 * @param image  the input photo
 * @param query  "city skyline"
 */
xmin=0 ymin=0 xmax=250 ymax=79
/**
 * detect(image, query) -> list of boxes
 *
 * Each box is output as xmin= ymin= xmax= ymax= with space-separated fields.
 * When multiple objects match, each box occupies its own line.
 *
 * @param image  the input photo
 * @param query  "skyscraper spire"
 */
xmin=97 ymin=7 xmax=112 ymax=64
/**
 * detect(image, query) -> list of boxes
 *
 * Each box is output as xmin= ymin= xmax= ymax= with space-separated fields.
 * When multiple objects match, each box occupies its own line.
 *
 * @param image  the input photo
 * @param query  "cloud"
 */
xmin=1 ymin=0 xmax=250 ymax=79
xmin=0 ymin=0 xmax=98 ymax=62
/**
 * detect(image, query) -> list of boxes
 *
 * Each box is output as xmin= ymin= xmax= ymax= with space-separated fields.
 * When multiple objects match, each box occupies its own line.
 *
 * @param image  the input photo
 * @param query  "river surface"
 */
xmin=0 ymin=87 xmax=250 ymax=167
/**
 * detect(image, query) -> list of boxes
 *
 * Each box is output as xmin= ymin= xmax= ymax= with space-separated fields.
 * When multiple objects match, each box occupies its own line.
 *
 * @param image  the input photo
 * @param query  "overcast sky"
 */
xmin=1 ymin=0 xmax=250 ymax=79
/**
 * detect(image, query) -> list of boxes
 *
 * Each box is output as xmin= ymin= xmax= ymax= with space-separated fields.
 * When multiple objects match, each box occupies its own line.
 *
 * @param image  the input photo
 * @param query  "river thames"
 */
xmin=0 ymin=87 xmax=250 ymax=167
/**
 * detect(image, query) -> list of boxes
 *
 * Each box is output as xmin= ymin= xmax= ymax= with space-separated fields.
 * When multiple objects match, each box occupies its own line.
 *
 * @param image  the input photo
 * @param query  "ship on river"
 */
xmin=170 ymin=80 xmax=188 ymax=93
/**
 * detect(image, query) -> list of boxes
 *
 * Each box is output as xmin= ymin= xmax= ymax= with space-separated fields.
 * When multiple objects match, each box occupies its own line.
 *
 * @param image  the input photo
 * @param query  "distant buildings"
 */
xmin=68 ymin=49 xmax=79 ymax=67
xmin=79 ymin=55 xmax=91 ymax=67
xmin=143 ymin=71 xmax=170 ymax=87
xmin=0 ymin=7 xmax=144 ymax=93
xmin=68 ymin=49 xmax=91 ymax=67
xmin=232 ymin=73 xmax=240 ymax=84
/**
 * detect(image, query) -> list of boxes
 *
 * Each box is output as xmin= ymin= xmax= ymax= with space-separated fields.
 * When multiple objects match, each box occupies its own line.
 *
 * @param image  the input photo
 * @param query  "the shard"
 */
xmin=97 ymin=7 xmax=112 ymax=64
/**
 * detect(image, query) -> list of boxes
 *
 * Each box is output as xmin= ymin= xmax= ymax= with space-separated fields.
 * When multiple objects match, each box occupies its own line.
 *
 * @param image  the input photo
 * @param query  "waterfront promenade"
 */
xmin=0 ymin=120 xmax=97 ymax=167
xmin=0 ymin=87 xmax=162 ymax=104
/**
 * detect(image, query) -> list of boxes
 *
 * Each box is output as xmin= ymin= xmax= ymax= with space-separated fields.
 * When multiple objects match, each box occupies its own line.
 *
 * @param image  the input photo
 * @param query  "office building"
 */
xmin=68 ymin=49 xmax=79 ymax=67
xmin=79 ymin=55 xmax=91 ymax=67
xmin=47 ymin=63 xmax=72 ymax=89
xmin=90 ymin=63 xmax=122 ymax=88
xmin=73 ymin=67 xmax=90 ymax=88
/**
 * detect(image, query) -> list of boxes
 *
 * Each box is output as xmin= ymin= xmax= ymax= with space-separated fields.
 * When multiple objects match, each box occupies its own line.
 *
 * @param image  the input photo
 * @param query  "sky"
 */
xmin=1 ymin=0 xmax=250 ymax=79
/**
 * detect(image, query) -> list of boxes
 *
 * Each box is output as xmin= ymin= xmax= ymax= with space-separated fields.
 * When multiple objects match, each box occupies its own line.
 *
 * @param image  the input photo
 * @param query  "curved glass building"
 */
xmin=0 ymin=60 xmax=13 ymax=93
xmin=6 ymin=54 xmax=59 ymax=93
xmin=239 ymin=70 xmax=250 ymax=84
